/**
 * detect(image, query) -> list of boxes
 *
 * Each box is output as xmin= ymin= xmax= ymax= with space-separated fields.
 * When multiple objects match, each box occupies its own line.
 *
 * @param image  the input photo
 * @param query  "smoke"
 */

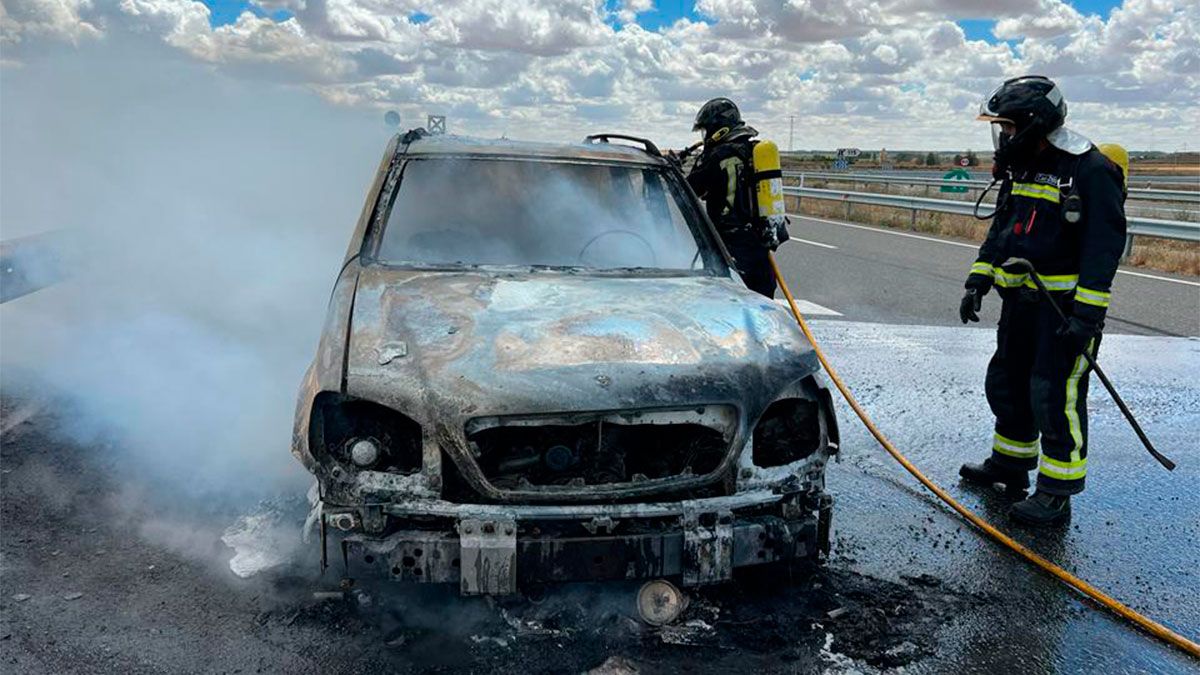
xmin=377 ymin=156 xmax=707 ymax=270
xmin=0 ymin=37 xmax=385 ymax=502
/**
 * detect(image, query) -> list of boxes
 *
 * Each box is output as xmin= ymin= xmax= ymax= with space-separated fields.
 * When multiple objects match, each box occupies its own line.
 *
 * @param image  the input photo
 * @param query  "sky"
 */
xmin=1 ymin=0 xmax=1198 ymax=151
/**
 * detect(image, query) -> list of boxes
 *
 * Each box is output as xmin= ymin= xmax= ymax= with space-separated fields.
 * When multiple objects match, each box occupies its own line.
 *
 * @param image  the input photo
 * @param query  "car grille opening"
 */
xmin=467 ymin=411 xmax=732 ymax=491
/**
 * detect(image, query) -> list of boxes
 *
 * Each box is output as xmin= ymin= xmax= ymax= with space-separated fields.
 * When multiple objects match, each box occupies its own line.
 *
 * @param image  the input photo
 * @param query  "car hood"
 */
xmin=345 ymin=267 xmax=820 ymax=422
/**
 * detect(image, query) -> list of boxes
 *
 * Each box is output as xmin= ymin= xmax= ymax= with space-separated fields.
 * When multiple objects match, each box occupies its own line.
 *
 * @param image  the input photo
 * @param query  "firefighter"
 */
xmin=684 ymin=98 xmax=776 ymax=298
xmin=957 ymin=75 xmax=1127 ymax=526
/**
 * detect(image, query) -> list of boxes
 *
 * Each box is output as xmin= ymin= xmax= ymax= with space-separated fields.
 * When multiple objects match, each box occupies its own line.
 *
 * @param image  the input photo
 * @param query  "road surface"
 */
xmin=2 ymin=216 xmax=1198 ymax=674
xmin=775 ymin=214 xmax=1200 ymax=337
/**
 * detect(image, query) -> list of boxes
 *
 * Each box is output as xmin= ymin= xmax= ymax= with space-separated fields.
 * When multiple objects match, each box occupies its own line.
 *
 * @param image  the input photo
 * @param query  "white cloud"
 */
xmin=994 ymin=0 xmax=1084 ymax=39
xmin=1 ymin=0 xmax=103 ymax=45
xmin=615 ymin=0 xmax=654 ymax=25
xmin=697 ymin=0 xmax=882 ymax=42
xmin=423 ymin=0 xmax=612 ymax=56
xmin=1 ymin=0 xmax=1197 ymax=149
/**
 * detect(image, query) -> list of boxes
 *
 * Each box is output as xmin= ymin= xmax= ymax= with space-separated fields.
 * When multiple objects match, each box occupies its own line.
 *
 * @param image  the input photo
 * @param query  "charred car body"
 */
xmin=293 ymin=131 xmax=840 ymax=595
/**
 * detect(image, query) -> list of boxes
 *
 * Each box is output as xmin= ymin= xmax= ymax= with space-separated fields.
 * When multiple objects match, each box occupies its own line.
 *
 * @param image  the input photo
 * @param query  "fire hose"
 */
xmin=767 ymin=253 xmax=1200 ymax=658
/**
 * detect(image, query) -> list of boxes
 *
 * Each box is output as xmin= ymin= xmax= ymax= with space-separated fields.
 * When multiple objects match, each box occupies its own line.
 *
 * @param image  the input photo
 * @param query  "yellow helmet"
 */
xmin=1098 ymin=143 xmax=1129 ymax=188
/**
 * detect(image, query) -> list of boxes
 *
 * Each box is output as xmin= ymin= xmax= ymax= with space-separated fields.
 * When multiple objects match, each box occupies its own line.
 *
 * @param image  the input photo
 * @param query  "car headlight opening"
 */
xmin=310 ymin=393 xmax=423 ymax=475
xmin=752 ymin=398 xmax=822 ymax=468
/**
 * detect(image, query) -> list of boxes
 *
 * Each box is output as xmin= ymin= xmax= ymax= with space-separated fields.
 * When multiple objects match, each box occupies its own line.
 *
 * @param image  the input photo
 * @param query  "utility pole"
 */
xmin=789 ymin=115 xmax=795 ymax=153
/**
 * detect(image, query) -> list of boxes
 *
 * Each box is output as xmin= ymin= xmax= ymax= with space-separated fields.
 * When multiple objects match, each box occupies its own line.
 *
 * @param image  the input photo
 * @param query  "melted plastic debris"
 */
xmin=657 ymin=618 xmax=717 ymax=646
xmin=222 ymin=505 xmax=299 ymax=579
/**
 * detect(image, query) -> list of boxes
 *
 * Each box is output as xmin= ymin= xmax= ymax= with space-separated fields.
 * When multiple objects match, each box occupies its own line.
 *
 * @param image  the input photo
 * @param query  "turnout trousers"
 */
xmin=985 ymin=289 xmax=1099 ymax=495
xmin=723 ymin=230 xmax=776 ymax=299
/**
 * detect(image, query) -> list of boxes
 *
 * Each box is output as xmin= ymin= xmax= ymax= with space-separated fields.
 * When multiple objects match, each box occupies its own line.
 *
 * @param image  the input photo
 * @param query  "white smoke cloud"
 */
xmin=0 ymin=38 xmax=387 ymax=499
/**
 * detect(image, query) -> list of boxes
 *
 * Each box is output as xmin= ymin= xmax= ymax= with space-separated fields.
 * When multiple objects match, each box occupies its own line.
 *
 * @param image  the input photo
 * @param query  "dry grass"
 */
xmin=1132 ymin=161 xmax=1200 ymax=176
xmin=786 ymin=194 xmax=1200 ymax=277
xmin=1127 ymin=238 xmax=1200 ymax=276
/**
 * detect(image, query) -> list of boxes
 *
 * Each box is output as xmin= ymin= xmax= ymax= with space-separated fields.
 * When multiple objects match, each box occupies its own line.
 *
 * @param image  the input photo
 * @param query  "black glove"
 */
xmin=761 ymin=218 xmax=790 ymax=251
xmin=959 ymin=275 xmax=993 ymax=324
xmin=959 ymin=289 xmax=983 ymax=323
xmin=1057 ymin=316 xmax=1099 ymax=356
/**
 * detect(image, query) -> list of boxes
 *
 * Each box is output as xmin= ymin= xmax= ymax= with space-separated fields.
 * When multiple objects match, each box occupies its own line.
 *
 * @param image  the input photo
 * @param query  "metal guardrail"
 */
xmin=0 ymin=231 xmax=68 ymax=303
xmin=786 ymin=171 xmax=1200 ymax=205
xmin=782 ymin=186 xmax=1200 ymax=248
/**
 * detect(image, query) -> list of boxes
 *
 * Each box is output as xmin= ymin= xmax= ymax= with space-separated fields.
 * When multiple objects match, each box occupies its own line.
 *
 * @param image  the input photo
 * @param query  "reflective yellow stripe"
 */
xmin=994 ymin=432 xmax=1039 ymax=458
xmin=992 ymin=271 xmax=1078 ymax=291
xmin=1040 ymin=455 xmax=1088 ymax=480
xmin=1012 ymin=182 xmax=1061 ymax=204
xmin=1076 ymin=294 xmax=1109 ymax=308
xmin=1052 ymin=337 xmax=1094 ymax=483
xmin=719 ymin=157 xmax=740 ymax=216
xmin=970 ymin=262 xmax=995 ymax=277
xmin=1039 ymin=274 xmax=1079 ymax=292
xmin=993 ymin=270 xmax=1029 ymax=288
xmin=1075 ymin=286 xmax=1112 ymax=308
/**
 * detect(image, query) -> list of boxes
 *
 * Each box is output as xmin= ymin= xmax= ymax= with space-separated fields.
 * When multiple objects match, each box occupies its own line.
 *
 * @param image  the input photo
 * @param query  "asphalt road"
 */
xmin=774 ymin=214 xmax=1200 ymax=337
xmin=811 ymin=322 xmax=1199 ymax=674
xmin=0 ymin=389 xmax=1030 ymax=674
xmin=2 ymin=214 xmax=1198 ymax=674
xmin=3 ymin=324 xmax=1197 ymax=674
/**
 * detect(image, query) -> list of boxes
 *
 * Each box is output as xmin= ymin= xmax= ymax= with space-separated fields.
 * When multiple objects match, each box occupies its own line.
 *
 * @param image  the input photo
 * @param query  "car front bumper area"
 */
xmin=321 ymin=488 xmax=833 ymax=595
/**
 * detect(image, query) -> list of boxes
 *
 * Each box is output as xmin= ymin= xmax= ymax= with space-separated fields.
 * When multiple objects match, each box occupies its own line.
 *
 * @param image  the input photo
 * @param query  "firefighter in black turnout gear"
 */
xmin=685 ymin=98 xmax=777 ymax=298
xmin=958 ymin=76 xmax=1127 ymax=526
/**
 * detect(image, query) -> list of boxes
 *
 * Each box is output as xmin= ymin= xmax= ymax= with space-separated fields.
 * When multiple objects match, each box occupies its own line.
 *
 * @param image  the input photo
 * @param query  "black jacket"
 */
xmin=968 ymin=145 xmax=1126 ymax=324
xmin=686 ymin=131 xmax=757 ymax=234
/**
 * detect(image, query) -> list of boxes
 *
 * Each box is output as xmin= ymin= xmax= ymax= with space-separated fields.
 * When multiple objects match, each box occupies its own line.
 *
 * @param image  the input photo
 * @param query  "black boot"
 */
xmin=959 ymin=458 xmax=1030 ymax=493
xmin=1010 ymin=490 xmax=1071 ymax=526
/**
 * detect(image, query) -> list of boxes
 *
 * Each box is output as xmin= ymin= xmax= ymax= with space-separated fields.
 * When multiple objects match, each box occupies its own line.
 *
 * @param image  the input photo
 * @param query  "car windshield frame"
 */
xmin=362 ymin=154 xmax=730 ymax=277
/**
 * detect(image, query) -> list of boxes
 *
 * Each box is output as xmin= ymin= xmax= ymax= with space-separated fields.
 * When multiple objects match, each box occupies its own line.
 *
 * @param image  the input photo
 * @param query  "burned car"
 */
xmin=292 ymin=131 xmax=840 ymax=595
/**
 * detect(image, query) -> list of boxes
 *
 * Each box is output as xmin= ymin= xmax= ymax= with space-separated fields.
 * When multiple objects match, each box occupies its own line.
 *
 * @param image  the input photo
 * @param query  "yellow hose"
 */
xmin=768 ymin=253 xmax=1200 ymax=658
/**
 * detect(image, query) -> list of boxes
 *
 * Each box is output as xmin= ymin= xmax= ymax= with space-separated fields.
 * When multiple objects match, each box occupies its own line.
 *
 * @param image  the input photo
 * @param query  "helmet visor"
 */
xmin=991 ymin=122 xmax=1014 ymax=150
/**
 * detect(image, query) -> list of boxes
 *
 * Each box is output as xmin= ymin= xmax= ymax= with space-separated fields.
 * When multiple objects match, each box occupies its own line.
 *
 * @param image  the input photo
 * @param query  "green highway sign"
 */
xmin=941 ymin=167 xmax=971 ymax=193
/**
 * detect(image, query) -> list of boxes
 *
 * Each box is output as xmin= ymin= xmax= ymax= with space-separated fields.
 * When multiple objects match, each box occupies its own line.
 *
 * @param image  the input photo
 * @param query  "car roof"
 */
xmin=396 ymin=133 xmax=669 ymax=166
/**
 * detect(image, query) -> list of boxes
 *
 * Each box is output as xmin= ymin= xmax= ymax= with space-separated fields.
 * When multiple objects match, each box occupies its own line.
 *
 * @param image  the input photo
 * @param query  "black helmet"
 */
xmin=693 ymin=98 xmax=742 ymax=141
xmin=979 ymin=76 xmax=1068 ymax=168
xmin=978 ymin=75 xmax=1067 ymax=136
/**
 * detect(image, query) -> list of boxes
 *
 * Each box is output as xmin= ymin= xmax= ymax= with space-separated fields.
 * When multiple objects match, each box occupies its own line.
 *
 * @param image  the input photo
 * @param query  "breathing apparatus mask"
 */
xmin=990 ymin=122 xmax=1010 ymax=151
xmin=703 ymin=126 xmax=730 ymax=146
xmin=974 ymin=120 xmax=1025 ymax=219
xmin=990 ymin=119 xmax=1050 ymax=175
xmin=974 ymin=119 xmax=1048 ymax=220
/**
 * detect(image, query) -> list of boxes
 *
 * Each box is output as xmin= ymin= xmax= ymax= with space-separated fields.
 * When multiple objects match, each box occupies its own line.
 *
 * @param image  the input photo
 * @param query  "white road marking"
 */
xmin=789 ymin=213 xmax=1200 ymax=288
xmin=789 ymin=214 xmax=978 ymax=249
xmin=1112 ymin=269 xmax=1200 ymax=287
xmin=789 ymin=237 xmax=838 ymax=250
xmin=776 ymin=298 xmax=843 ymax=317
